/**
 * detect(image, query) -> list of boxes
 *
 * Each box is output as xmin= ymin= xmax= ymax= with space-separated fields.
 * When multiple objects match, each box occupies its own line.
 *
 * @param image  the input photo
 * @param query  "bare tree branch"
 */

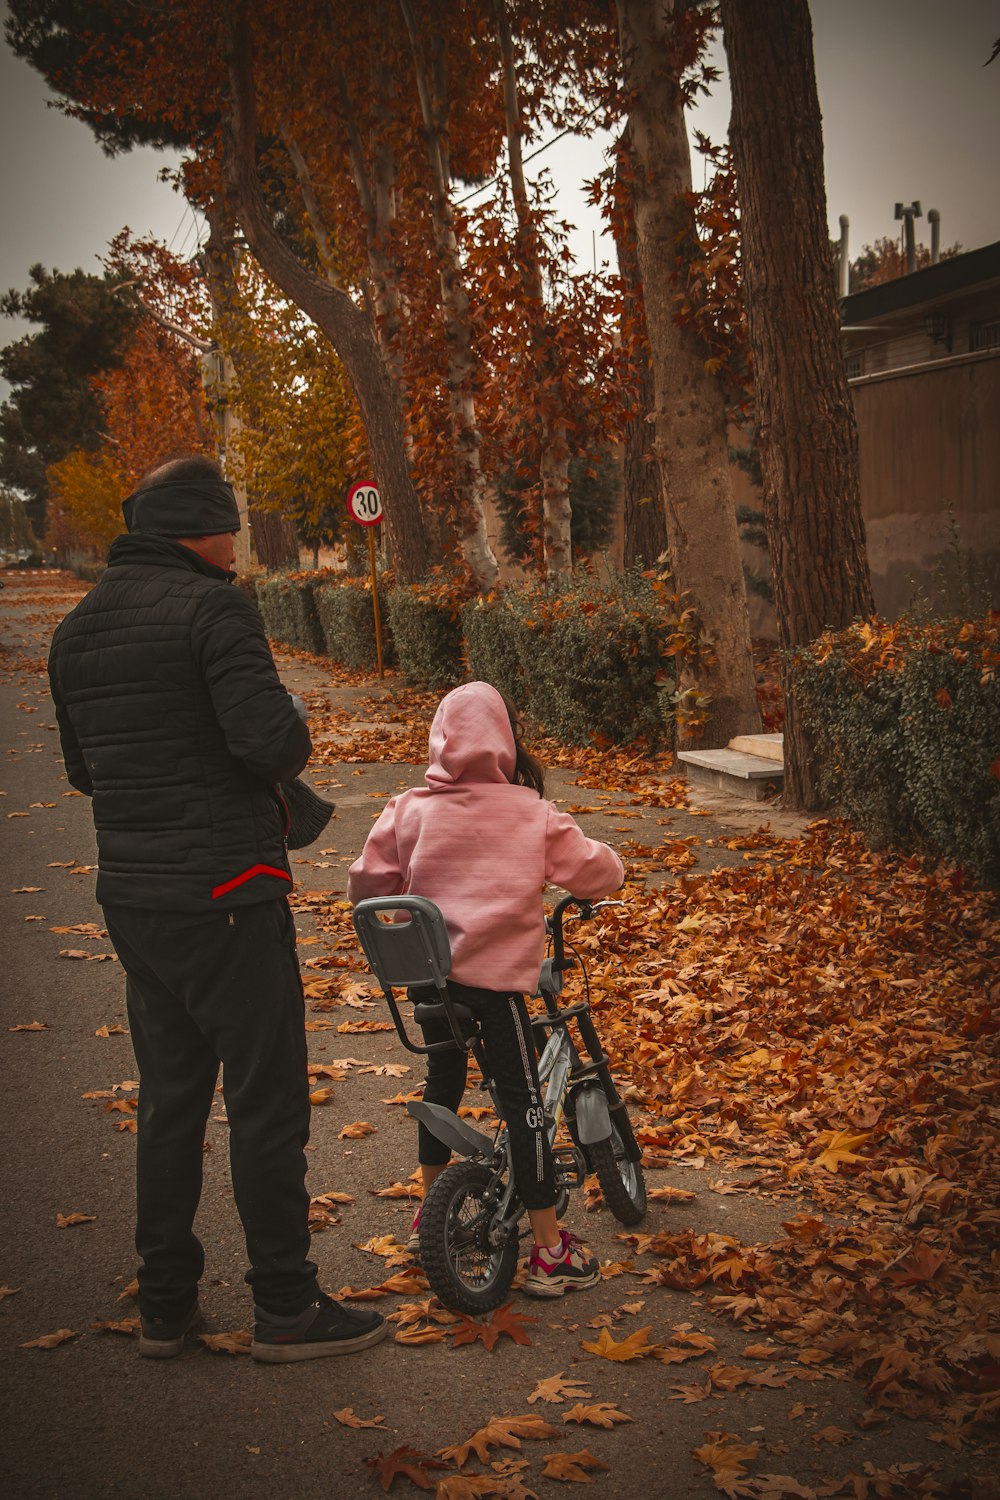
xmin=279 ymin=125 xmax=343 ymax=288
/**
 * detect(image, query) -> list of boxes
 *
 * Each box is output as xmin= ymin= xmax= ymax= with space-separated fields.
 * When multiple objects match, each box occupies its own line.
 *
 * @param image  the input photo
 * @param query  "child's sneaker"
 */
xmin=406 ymin=1207 xmax=422 ymax=1256
xmin=523 ymin=1229 xmax=600 ymax=1297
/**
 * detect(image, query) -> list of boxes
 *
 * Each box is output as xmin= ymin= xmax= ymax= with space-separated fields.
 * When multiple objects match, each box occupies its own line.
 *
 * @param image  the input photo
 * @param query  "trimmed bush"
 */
xmin=314 ymin=579 xmax=395 ymax=670
xmin=464 ymin=573 xmax=693 ymax=748
xmin=386 ymin=580 xmax=467 ymax=689
xmin=255 ymin=574 xmax=325 ymax=654
xmin=461 ymin=593 xmax=527 ymax=705
xmin=250 ymin=566 xmax=707 ymax=750
xmin=795 ymin=615 xmax=1000 ymax=885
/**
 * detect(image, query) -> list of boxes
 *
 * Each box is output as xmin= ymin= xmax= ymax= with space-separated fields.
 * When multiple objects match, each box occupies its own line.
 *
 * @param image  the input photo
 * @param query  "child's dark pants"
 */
xmin=413 ymin=982 xmax=556 ymax=1211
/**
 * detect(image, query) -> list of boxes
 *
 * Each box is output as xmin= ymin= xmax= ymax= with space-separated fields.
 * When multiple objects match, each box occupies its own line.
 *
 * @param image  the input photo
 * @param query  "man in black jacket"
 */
xmin=48 ymin=454 xmax=386 ymax=1362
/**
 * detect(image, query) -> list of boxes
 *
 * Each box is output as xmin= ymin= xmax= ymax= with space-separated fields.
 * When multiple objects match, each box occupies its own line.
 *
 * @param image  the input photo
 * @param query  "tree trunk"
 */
xmin=202 ymin=206 xmax=300 ymax=575
xmin=400 ymin=0 xmax=499 ymax=589
xmin=495 ymin=0 xmax=572 ymax=578
xmin=281 ymin=126 xmax=341 ymax=287
xmin=615 ymin=0 xmax=759 ymax=747
xmin=250 ymin=504 xmax=299 ymax=568
xmin=539 ymin=446 xmax=572 ymax=572
xmin=720 ymin=0 xmax=874 ymax=808
xmin=333 ymin=42 xmax=407 ymax=397
xmin=222 ymin=9 xmax=428 ymax=584
xmin=622 ymin=383 xmax=664 ymax=568
xmin=200 ymin=207 xmax=253 ymax=571
xmin=612 ymin=130 xmax=668 ymax=570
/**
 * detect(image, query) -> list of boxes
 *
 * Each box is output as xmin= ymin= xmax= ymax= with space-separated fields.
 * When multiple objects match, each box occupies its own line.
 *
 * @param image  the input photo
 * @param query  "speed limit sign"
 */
xmin=346 ymin=481 xmax=386 ymax=678
xmin=347 ymin=482 xmax=382 ymax=526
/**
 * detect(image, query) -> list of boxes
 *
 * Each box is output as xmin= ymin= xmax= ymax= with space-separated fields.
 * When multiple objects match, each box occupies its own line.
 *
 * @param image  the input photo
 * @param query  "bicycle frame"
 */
xmin=409 ymin=906 xmax=634 ymax=1242
xmin=352 ymin=891 xmax=643 ymax=1253
xmin=427 ymin=1008 xmax=587 ymax=1251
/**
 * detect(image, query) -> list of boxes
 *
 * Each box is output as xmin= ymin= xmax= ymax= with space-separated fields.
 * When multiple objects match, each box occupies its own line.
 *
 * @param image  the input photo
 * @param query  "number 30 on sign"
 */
xmin=347 ymin=482 xmax=382 ymax=526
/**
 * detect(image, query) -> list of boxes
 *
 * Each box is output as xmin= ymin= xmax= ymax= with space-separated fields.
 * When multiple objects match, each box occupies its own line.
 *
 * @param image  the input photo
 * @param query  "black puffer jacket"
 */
xmin=48 ymin=534 xmax=311 ymax=913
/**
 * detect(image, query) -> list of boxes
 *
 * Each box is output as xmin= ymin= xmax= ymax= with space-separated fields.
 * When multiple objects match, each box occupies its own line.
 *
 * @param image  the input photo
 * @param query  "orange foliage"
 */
xmin=46 ymin=233 xmax=211 ymax=556
xmin=35 ymin=2 xmax=636 ymax=573
xmin=98 ymin=231 xmax=212 ymax=489
xmin=808 ymin=614 xmax=1000 ymax=686
xmin=96 ymin=329 xmax=207 ymax=493
xmin=46 ymin=447 xmax=125 ymax=555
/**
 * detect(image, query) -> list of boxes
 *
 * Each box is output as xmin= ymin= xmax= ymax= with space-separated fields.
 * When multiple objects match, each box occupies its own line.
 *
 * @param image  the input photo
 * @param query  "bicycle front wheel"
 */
xmin=590 ymin=1120 xmax=647 ymax=1225
xmin=419 ymin=1159 xmax=519 ymax=1315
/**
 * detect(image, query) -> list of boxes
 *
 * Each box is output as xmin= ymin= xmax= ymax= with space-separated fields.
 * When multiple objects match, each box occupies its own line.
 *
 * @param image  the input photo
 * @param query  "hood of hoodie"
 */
xmin=425 ymin=682 xmax=516 ymax=788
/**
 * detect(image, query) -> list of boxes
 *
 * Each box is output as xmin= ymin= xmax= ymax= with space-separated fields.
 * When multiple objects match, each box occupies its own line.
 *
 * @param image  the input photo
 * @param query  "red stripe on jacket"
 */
xmin=212 ymin=864 xmax=292 ymax=900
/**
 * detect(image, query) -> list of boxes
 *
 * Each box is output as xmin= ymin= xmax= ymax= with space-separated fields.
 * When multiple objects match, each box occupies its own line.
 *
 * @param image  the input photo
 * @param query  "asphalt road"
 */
xmin=0 ymin=571 xmax=962 ymax=1500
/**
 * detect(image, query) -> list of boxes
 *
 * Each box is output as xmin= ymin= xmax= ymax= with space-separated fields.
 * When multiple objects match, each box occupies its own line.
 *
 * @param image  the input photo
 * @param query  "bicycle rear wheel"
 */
xmin=419 ymin=1159 xmax=519 ymax=1315
xmin=590 ymin=1120 xmax=647 ymax=1225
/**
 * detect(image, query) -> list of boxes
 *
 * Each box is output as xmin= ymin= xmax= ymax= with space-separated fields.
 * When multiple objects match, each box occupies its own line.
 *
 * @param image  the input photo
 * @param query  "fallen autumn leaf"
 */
xmin=21 ymin=1328 xmax=78 ymax=1350
xmin=540 ymin=1449 xmax=610 ymax=1483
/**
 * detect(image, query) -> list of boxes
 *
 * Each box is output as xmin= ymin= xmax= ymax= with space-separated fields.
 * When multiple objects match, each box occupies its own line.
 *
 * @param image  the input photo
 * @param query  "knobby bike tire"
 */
xmin=419 ymin=1159 xmax=519 ymax=1315
xmin=589 ymin=1121 xmax=648 ymax=1225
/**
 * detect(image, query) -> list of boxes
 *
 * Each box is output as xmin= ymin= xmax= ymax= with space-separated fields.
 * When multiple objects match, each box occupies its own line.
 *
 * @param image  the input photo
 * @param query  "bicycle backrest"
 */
xmin=352 ymin=896 xmax=452 ymax=991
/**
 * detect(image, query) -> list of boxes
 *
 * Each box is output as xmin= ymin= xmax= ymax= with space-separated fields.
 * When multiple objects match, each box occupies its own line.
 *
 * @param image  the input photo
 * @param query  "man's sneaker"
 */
xmin=523 ymin=1229 xmax=600 ymax=1298
xmin=138 ymin=1301 xmax=202 ymax=1359
xmin=406 ymin=1207 xmax=422 ymax=1256
xmin=251 ymin=1293 xmax=388 ymax=1363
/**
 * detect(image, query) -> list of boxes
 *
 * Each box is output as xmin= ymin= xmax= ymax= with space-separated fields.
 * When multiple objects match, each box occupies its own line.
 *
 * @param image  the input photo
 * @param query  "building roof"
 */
xmin=841 ymin=240 xmax=1000 ymax=324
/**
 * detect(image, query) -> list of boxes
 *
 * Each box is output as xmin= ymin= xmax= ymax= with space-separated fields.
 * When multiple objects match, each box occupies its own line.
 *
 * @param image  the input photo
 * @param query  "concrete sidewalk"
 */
xmin=2 ymin=572 xmax=946 ymax=1500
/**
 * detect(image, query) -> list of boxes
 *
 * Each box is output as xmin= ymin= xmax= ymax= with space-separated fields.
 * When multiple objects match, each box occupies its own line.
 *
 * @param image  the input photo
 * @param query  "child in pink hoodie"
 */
xmin=348 ymin=681 xmax=624 ymax=1296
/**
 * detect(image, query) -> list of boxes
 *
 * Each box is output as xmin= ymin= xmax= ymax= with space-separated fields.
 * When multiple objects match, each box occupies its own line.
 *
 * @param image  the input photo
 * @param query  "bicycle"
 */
xmin=351 ymin=893 xmax=647 ymax=1314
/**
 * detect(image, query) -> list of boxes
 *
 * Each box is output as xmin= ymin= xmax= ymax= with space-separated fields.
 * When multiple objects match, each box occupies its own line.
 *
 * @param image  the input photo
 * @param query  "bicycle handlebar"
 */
xmin=547 ymin=895 xmax=624 ymax=972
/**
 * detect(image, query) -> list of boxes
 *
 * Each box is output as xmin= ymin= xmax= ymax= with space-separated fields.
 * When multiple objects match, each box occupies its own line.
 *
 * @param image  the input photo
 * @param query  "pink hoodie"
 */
xmin=347 ymin=682 xmax=624 ymax=991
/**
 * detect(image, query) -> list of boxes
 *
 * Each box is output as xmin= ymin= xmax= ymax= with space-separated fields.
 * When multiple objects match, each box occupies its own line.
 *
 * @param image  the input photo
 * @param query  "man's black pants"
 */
xmin=103 ymin=899 xmax=319 ymax=1321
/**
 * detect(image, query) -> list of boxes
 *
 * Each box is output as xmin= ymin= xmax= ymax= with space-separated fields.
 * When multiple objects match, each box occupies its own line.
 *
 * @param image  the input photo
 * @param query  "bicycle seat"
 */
xmin=412 ymin=998 xmax=479 ymax=1041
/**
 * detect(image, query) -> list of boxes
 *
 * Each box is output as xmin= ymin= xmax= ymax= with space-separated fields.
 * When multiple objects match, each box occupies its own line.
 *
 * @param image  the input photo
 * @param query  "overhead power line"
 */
xmin=167 ymin=202 xmax=193 ymax=254
xmin=453 ymin=103 xmax=605 ymax=207
xmin=177 ymin=210 xmax=202 ymax=262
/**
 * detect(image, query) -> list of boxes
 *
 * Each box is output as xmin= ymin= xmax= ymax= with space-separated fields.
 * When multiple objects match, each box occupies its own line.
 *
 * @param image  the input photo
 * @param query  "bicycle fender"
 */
xmin=572 ymin=1086 xmax=612 ymax=1145
xmin=406 ymin=1101 xmax=495 ymax=1160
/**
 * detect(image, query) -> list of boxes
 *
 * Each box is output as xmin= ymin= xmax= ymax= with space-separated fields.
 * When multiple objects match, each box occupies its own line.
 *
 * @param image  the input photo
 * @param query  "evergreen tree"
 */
xmin=0 ymin=265 xmax=135 ymax=533
xmin=494 ymin=445 xmax=619 ymax=566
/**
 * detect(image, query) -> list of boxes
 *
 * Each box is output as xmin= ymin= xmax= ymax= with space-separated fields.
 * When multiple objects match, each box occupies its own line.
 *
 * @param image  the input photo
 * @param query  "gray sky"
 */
xmin=2 ymin=0 xmax=998 ymax=384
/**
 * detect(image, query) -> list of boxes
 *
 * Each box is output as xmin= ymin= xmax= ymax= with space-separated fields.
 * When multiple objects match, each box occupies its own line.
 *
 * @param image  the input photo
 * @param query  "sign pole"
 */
xmin=346 ymin=482 xmax=385 ymax=680
xmin=367 ymin=526 xmax=385 ymax=679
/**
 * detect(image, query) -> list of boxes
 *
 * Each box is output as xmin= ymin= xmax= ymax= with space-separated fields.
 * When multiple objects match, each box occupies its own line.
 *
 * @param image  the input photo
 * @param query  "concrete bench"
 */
xmin=677 ymin=734 xmax=784 ymax=801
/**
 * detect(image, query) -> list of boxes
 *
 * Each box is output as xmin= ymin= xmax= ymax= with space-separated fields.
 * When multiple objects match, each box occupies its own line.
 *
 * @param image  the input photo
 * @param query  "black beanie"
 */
xmin=122 ymin=478 xmax=241 ymax=537
xmin=280 ymin=777 xmax=336 ymax=849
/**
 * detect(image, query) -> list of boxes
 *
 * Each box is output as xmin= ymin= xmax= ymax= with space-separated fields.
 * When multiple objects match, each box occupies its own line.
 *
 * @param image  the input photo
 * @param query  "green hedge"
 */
xmin=314 ymin=579 xmax=395 ymax=671
xmin=255 ymin=575 xmax=325 ymax=654
xmin=385 ymin=583 xmax=466 ymax=689
xmin=253 ymin=569 xmax=701 ymax=748
xmin=461 ymin=592 xmax=525 ymax=703
xmin=463 ymin=574 xmax=681 ymax=747
xmin=795 ymin=616 xmax=1000 ymax=885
